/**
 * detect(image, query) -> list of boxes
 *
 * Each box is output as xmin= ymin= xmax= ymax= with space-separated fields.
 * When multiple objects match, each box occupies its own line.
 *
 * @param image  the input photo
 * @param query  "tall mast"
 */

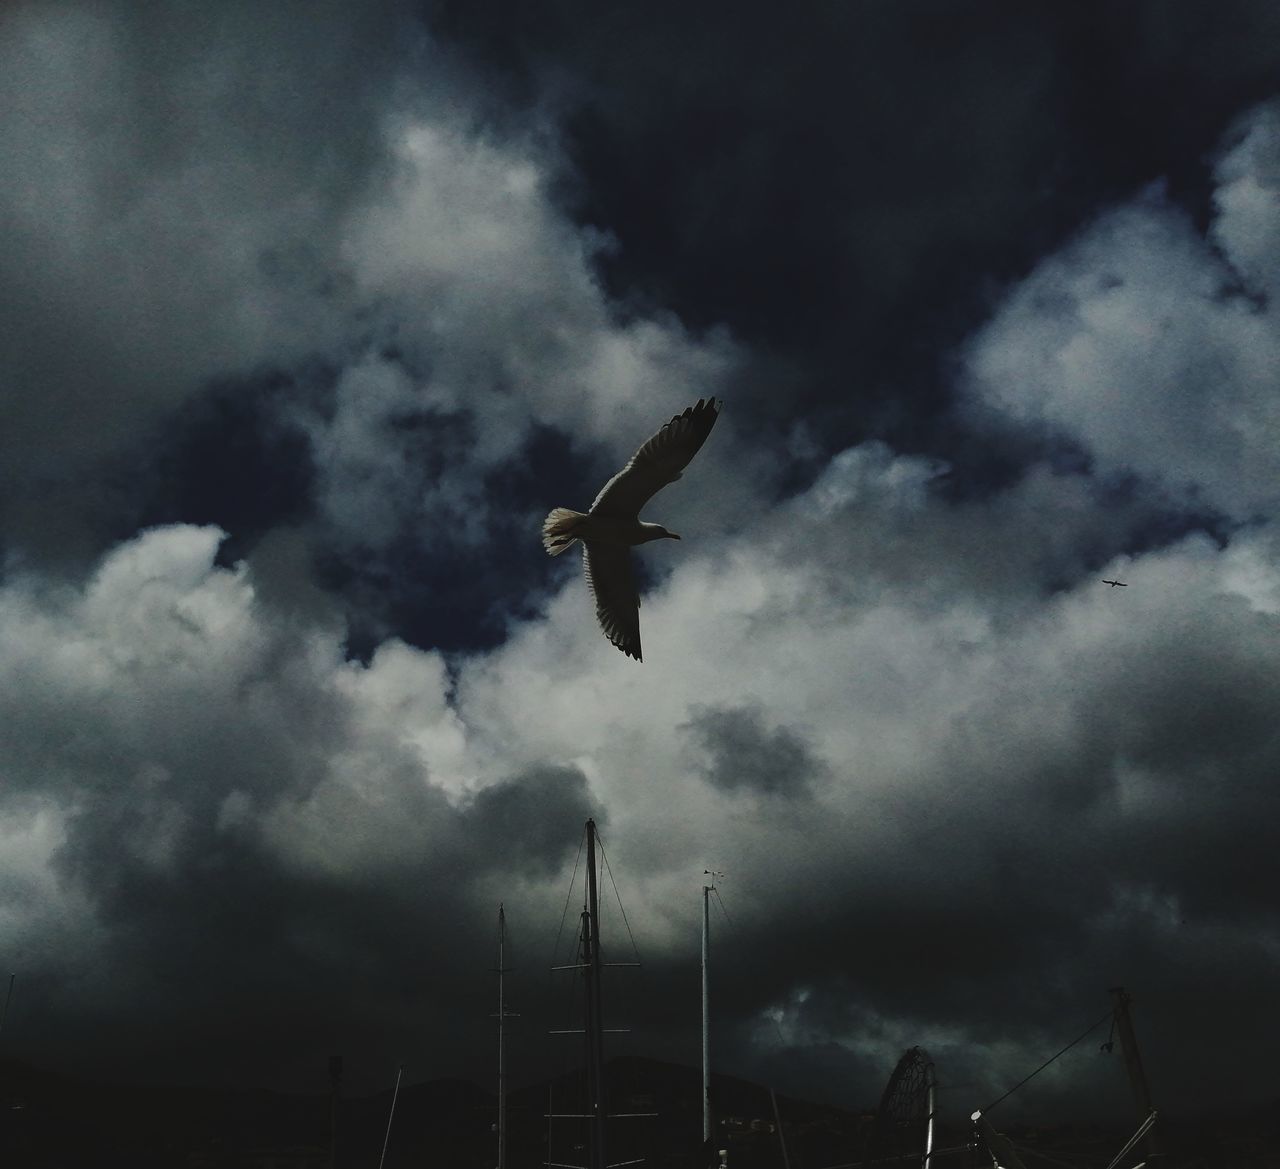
xmin=923 ymin=1054 xmax=936 ymax=1169
xmin=497 ymin=904 xmax=508 ymax=1169
xmin=701 ymin=879 xmax=711 ymax=1145
xmin=1109 ymin=986 xmax=1160 ymax=1160
xmin=548 ymin=819 xmax=649 ymax=1168
xmin=584 ymin=818 xmax=607 ymax=1169
xmin=701 ymin=870 xmax=723 ymax=1150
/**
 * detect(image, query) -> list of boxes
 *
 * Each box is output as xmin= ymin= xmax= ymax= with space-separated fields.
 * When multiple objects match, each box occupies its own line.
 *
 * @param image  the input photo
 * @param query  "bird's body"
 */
xmin=544 ymin=511 xmax=678 ymax=549
xmin=1102 ymin=579 xmax=1128 ymax=587
xmin=542 ymin=398 xmax=721 ymax=660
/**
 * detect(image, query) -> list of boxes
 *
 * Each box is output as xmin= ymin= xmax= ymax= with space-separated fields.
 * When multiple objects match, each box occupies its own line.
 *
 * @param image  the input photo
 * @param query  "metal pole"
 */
xmin=970 ymin=1111 xmax=1030 ymax=1169
xmin=585 ymin=820 xmax=607 ymax=1169
xmin=770 ymin=1088 xmax=792 ymax=1169
xmin=702 ymin=883 xmax=711 ymax=1145
xmin=923 ymin=1057 xmax=936 ymax=1169
xmin=498 ymin=904 xmax=507 ymax=1169
xmin=377 ymin=1065 xmax=403 ymax=1169
xmin=1109 ymin=986 xmax=1160 ymax=1159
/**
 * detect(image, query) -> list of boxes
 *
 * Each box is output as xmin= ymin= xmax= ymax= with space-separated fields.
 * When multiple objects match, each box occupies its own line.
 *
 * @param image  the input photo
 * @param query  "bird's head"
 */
xmin=639 ymin=522 xmax=680 ymax=542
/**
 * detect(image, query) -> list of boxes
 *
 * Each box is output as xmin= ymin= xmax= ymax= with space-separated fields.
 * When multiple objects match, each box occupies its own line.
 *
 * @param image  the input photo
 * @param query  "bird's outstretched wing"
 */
xmin=590 ymin=398 xmax=721 ymax=518
xmin=584 ymin=543 xmax=642 ymax=661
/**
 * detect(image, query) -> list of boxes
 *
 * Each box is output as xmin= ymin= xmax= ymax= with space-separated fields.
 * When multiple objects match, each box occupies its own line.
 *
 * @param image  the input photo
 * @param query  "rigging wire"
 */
xmin=705 ymin=881 xmax=790 ymax=1051
xmin=1101 ymin=1110 xmax=1157 ymax=1169
xmin=596 ymin=831 xmax=643 ymax=963
xmin=706 ymin=881 xmax=790 ymax=1050
xmin=711 ymin=886 xmax=734 ymax=931
xmin=546 ymin=825 xmax=587 ymax=1169
xmin=550 ymin=825 xmax=586 ymax=969
xmin=595 ymin=828 xmax=645 ymax=1050
xmin=980 ymin=1007 xmax=1115 ymax=1115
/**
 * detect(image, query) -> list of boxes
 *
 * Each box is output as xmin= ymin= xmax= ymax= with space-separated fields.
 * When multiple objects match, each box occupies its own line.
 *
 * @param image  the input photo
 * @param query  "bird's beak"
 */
xmin=669 ymin=531 xmax=681 ymax=540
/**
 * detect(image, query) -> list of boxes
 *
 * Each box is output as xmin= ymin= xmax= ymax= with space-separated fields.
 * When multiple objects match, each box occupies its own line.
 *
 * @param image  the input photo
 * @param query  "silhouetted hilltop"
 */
xmin=0 ymin=1054 xmax=875 ymax=1168
xmin=2 ymin=1055 xmax=1276 ymax=1167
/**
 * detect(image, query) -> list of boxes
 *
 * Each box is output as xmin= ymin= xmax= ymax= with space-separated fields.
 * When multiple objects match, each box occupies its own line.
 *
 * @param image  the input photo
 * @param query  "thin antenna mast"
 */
xmin=499 ymin=905 xmax=507 ymax=1169
xmin=769 ymin=1087 xmax=791 ymax=1169
xmin=494 ymin=904 xmax=520 ymax=1169
xmin=923 ymin=1054 xmax=937 ymax=1169
xmin=701 ymin=871 xmax=722 ymax=1147
xmin=584 ymin=818 xmax=607 ymax=1169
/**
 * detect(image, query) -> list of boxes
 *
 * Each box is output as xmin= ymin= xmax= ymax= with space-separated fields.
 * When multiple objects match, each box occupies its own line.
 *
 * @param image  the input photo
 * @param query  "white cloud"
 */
xmin=452 ymin=443 xmax=1280 ymax=961
xmin=0 ymin=800 xmax=96 ymax=959
xmin=0 ymin=1 xmax=759 ymax=576
xmin=4 ymin=8 xmax=1280 ymax=1103
xmin=963 ymin=103 xmax=1280 ymax=521
xmin=3 ymin=400 xmax=1279 ymax=1099
xmin=292 ymin=116 xmax=751 ymax=558
xmin=1213 ymin=100 xmax=1280 ymax=302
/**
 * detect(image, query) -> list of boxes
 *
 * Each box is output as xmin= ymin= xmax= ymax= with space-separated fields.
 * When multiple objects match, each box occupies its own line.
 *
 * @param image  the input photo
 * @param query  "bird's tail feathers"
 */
xmin=542 ymin=508 xmax=587 ymax=555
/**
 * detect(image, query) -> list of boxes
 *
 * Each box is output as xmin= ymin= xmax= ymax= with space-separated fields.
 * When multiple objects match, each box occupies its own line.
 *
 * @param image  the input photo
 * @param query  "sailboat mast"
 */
xmin=702 ymin=882 xmax=711 ymax=1144
xmin=497 ymin=903 xmax=508 ymax=1169
xmin=924 ymin=1057 xmax=936 ymax=1169
xmin=584 ymin=818 xmax=607 ymax=1169
xmin=1109 ymin=986 xmax=1160 ymax=1159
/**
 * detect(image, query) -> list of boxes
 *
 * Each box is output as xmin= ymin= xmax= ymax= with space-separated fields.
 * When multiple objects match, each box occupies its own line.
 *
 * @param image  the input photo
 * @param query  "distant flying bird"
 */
xmin=542 ymin=398 xmax=721 ymax=661
xmin=1102 ymin=579 xmax=1128 ymax=587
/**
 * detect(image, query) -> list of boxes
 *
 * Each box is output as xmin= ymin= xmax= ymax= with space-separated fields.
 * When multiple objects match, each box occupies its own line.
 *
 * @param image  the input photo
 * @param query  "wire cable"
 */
xmin=712 ymin=886 xmax=734 ymax=931
xmin=597 ymin=831 xmax=643 ymax=963
xmin=1101 ymin=1110 xmax=1157 ymax=1169
xmin=980 ymin=1007 xmax=1114 ymax=1114
xmin=550 ymin=826 xmax=586 ymax=969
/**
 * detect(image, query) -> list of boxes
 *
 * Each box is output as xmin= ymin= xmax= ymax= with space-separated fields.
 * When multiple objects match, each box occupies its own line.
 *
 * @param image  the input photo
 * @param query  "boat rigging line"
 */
xmin=1101 ymin=1108 xmax=1157 ymax=1169
xmin=376 ymin=1064 xmax=403 ymax=1169
xmin=550 ymin=829 xmax=587 ymax=971
xmin=596 ymin=831 xmax=642 ymax=964
xmin=978 ymin=1006 xmax=1115 ymax=1115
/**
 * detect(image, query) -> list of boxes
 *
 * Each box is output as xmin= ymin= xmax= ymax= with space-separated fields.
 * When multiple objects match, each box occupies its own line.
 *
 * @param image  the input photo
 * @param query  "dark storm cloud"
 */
xmin=682 ymin=704 xmax=820 ymax=799
xmin=426 ymin=0 xmax=1280 ymax=451
xmin=961 ymin=156 xmax=1280 ymax=525
xmin=640 ymin=538 xmax=1280 ymax=1115
xmin=4 ymin=0 xmax=1280 ymax=1133
xmin=0 ymin=524 xmax=603 ymax=1088
xmin=0 ymin=0 xmax=413 ymax=565
xmin=127 ymin=374 xmax=322 ymax=563
xmin=448 ymin=435 xmax=1280 ymax=1116
xmin=465 ymin=766 xmax=601 ymax=875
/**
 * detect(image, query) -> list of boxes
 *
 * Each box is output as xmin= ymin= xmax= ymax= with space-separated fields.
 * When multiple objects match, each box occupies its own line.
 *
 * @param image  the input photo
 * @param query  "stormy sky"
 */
xmin=2 ymin=0 xmax=1280 ymax=1125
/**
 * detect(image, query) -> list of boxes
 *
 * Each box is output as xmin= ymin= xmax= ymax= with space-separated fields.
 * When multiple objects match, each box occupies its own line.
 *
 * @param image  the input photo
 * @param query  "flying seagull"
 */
xmin=1102 ymin=579 xmax=1128 ymax=587
xmin=542 ymin=398 xmax=721 ymax=661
